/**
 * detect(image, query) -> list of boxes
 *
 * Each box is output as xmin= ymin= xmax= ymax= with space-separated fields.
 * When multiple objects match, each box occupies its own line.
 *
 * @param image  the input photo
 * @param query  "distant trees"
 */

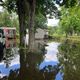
xmin=48 ymin=26 xmax=57 ymax=36
xmin=0 ymin=10 xmax=11 ymax=27
xmin=59 ymin=6 xmax=80 ymax=37
xmin=56 ymin=0 xmax=80 ymax=37
xmin=34 ymin=13 xmax=47 ymax=31
xmin=0 ymin=10 xmax=19 ymax=33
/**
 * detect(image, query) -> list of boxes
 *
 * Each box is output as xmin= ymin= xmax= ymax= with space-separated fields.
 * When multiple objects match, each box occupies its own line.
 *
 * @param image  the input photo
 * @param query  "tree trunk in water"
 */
xmin=17 ymin=0 xmax=27 ymax=80
xmin=28 ymin=0 xmax=36 ymax=52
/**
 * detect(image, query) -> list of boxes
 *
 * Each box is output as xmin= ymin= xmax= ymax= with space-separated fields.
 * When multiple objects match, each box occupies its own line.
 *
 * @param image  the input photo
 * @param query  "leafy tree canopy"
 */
xmin=56 ymin=0 xmax=78 ymax=8
xmin=59 ymin=6 xmax=80 ymax=36
xmin=0 ymin=0 xmax=60 ymax=18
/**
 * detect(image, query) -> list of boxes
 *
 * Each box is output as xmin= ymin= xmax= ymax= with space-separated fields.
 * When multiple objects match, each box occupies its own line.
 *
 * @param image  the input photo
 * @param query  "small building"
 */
xmin=0 ymin=27 xmax=16 ymax=48
xmin=25 ymin=28 xmax=48 ymax=47
xmin=35 ymin=28 xmax=48 ymax=40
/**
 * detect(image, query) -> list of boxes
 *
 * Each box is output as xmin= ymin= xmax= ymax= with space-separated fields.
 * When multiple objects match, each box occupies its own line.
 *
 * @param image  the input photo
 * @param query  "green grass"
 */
xmin=49 ymin=35 xmax=80 ymax=43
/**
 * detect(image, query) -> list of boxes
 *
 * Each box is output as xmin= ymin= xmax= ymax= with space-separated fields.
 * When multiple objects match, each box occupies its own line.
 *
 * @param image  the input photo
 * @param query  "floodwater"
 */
xmin=0 ymin=42 xmax=63 ymax=80
xmin=58 ymin=41 xmax=80 ymax=80
xmin=0 ymin=48 xmax=20 ymax=77
xmin=40 ymin=42 xmax=60 ymax=68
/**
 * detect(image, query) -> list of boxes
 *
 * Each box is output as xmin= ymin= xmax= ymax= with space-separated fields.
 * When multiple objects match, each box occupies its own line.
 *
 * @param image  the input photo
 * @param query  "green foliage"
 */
xmin=4 ymin=0 xmax=17 ymax=13
xmin=56 ymin=0 xmax=78 ymax=8
xmin=0 ymin=10 xmax=13 ymax=27
xmin=34 ymin=13 xmax=47 ymax=30
xmin=36 ymin=0 xmax=59 ymax=18
xmin=2 ymin=0 xmax=59 ymax=18
xmin=0 ymin=10 xmax=19 ymax=33
xmin=59 ymin=6 xmax=80 ymax=36
xmin=48 ymin=26 xmax=57 ymax=36
xmin=48 ymin=25 xmax=64 ymax=37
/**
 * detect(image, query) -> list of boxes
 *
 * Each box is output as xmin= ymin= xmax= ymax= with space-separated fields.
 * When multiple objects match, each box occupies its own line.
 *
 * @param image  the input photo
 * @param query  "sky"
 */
xmin=47 ymin=4 xmax=60 ymax=27
xmin=47 ymin=18 xmax=59 ymax=26
xmin=0 ymin=6 xmax=3 ymax=11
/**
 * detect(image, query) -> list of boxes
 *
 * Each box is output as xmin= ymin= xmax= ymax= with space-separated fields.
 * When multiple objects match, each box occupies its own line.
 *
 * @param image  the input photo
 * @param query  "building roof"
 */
xmin=0 ymin=27 xmax=16 ymax=30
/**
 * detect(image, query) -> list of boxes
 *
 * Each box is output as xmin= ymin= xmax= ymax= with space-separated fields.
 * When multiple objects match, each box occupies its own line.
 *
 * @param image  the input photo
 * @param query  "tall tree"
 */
xmin=27 ymin=0 xmax=36 ymax=52
xmin=16 ymin=0 xmax=27 ymax=79
xmin=0 ymin=1 xmax=60 ymax=80
xmin=0 ymin=1 xmax=27 ymax=79
xmin=59 ymin=5 xmax=80 ymax=36
xmin=1 ymin=0 xmax=59 ymax=51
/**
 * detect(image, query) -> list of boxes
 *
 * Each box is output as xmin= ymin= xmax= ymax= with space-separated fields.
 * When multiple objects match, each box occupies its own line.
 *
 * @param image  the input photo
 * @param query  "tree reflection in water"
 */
xmin=0 ymin=47 xmax=60 ymax=80
xmin=58 ymin=40 xmax=80 ymax=80
xmin=26 ymin=52 xmax=60 ymax=80
xmin=16 ymin=49 xmax=60 ymax=80
xmin=4 ymin=49 xmax=15 ymax=68
xmin=3 ymin=48 xmax=18 ymax=68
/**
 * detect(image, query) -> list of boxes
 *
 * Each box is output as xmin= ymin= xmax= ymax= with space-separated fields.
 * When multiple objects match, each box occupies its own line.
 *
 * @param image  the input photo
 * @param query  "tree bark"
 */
xmin=16 ymin=0 xmax=36 ymax=79
xmin=17 ymin=0 xmax=27 ymax=80
xmin=28 ymin=0 xmax=36 ymax=52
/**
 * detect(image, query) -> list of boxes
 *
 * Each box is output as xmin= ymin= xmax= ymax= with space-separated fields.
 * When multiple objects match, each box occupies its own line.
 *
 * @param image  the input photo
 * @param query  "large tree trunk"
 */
xmin=16 ymin=0 xmax=36 ymax=79
xmin=17 ymin=0 xmax=27 ymax=80
xmin=28 ymin=0 xmax=36 ymax=52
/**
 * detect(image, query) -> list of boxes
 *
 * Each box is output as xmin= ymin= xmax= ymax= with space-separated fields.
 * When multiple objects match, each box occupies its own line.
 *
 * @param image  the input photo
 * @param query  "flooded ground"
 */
xmin=0 ymin=42 xmax=63 ymax=80
xmin=0 ymin=48 xmax=19 ymax=77
xmin=58 ymin=41 xmax=80 ymax=80
xmin=40 ymin=42 xmax=60 ymax=68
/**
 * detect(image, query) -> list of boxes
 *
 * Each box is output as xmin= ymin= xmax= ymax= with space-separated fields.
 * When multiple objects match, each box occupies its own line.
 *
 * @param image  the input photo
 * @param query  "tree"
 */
xmin=34 ymin=13 xmax=47 ymax=32
xmin=1 ymin=0 xmax=59 ymax=51
xmin=0 ymin=10 xmax=19 ymax=33
xmin=60 ymin=6 xmax=80 ymax=36
xmin=56 ymin=0 xmax=77 ymax=7
xmin=0 ymin=1 xmax=60 ymax=80
xmin=27 ymin=0 xmax=36 ymax=52
xmin=28 ymin=0 xmax=59 ymax=52
xmin=0 ymin=10 xmax=12 ymax=27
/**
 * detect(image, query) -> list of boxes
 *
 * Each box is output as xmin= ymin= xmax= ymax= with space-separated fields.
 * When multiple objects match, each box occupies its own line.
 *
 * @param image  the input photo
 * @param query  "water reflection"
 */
xmin=0 ymin=42 xmax=62 ymax=80
xmin=4 ymin=48 xmax=18 ymax=68
xmin=18 ymin=50 xmax=60 ymax=80
xmin=58 ymin=40 xmax=80 ymax=80
xmin=40 ymin=42 xmax=60 ymax=69
xmin=0 ymin=48 xmax=19 ymax=78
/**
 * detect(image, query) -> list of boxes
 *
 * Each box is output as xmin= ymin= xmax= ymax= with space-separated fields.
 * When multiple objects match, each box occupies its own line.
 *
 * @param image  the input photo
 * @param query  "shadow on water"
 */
xmin=58 ymin=40 xmax=80 ymax=80
xmin=0 ymin=42 xmax=62 ymax=80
